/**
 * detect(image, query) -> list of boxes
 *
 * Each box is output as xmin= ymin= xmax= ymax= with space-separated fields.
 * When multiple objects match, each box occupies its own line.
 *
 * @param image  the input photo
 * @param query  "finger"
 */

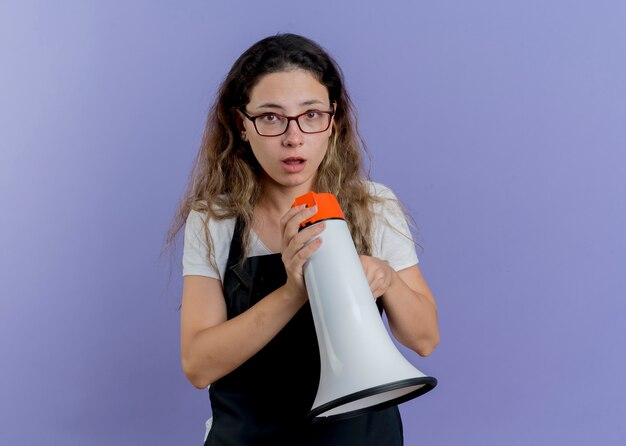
xmin=364 ymin=264 xmax=376 ymax=285
xmin=280 ymin=204 xmax=307 ymax=228
xmin=370 ymin=277 xmax=382 ymax=297
xmin=281 ymin=205 xmax=318 ymax=245
xmin=294 ymin=221 xmax=326 ymax=247
xmin=281 ymin=204 xmax=318 ymax=230
xmin=283 ymin=223 xmax=325 ymax=266
xmin=283 ymin=210 xmax=322 ymax=252
xmin=376 ymin=270 xmax=386 ymax=286
xmin=370 ymin=281 xmax=381 ymax=299
xmin=360 ymin=255 xmax=376 ymax=278
xmin=283 ymin=235 xmax=322 ymax=274
xmin=292 ymin=236 xmax=323 ymax=267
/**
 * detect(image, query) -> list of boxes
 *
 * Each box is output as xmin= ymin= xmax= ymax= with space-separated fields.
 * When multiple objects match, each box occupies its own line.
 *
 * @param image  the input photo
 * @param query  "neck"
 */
xmin=257 ymin=177 xmax=315 ymax=215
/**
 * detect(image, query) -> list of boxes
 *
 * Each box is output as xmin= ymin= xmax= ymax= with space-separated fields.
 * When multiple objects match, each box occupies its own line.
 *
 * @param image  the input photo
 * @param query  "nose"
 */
xmin=282 ymin=119 xmax=304 ymax=147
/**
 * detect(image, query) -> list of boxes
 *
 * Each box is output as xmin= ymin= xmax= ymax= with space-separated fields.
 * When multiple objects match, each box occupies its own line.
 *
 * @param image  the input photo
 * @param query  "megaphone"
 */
xmin=294 ymin=192 xmax=437 ymax=422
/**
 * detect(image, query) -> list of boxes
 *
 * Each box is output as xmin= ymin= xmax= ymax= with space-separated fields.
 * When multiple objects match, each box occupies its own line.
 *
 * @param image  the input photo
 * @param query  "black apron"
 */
xmin=204 ymin=218 xmax=403 ymax=445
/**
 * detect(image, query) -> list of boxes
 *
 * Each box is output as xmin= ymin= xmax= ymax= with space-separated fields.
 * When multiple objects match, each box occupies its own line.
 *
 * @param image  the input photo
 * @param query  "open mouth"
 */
xmin=282 ymin=157 xmax=305 ymax=165
xmin=281 ymin=157 xmax=307 ymax=173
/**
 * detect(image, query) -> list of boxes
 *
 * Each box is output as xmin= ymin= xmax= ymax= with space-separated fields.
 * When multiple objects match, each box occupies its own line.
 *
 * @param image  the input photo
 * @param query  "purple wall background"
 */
xmin=1 ymin=1 xmax=625 ymax=445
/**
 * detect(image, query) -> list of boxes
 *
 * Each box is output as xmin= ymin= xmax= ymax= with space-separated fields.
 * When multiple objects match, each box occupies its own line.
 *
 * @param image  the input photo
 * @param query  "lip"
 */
xmin=281 ymin=157 xmax=306 ymax=173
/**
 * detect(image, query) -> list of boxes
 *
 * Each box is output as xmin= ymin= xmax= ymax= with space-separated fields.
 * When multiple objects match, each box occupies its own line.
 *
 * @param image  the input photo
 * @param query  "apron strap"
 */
xmin=225 ymin=216 xmax=253 ymax=290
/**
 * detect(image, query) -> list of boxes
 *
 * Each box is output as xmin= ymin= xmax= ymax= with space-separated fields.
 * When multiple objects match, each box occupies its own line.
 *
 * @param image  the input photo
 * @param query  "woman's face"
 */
xmin=241 ymin=69 xmax=333 ymax=195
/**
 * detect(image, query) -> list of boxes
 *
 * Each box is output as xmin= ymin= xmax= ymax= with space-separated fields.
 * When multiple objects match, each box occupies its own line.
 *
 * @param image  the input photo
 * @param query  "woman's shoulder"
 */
xmin=365 ymin=181 xmax=418 ymax=268
xmin=187 ymin=196 xmax=233 ymax=223
xmin=365 ymin=181 xmax=403 ymax=217
xmin=183 ymin=204 xmax=236 ymax=281
xmin=365 ymin=180 xmax=399 ymax=200
xmin=185 ymin=200 xmax=237 ymax=244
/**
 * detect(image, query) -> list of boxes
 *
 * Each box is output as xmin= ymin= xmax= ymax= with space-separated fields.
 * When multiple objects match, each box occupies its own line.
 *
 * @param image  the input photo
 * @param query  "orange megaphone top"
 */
xmin=293 ymin=192 xmax=345 ymax=229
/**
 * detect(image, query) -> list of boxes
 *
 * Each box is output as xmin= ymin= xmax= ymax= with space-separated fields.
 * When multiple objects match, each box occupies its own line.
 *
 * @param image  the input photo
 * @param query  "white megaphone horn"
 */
xmin=294 ymin=192 xmax=437 ymax=423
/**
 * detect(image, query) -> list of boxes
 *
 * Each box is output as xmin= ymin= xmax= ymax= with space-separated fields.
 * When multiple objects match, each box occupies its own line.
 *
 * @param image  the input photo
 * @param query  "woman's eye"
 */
xmin=305 ymin=111 xmax=320 ymax=119
xmin=260 ymin=114 xmax=278 ymax=122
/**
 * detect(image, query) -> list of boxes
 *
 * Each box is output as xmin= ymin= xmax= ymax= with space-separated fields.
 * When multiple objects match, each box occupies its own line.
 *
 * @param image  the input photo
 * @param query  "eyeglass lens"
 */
xmin=255 ymin=112 xmax=331 ymax=136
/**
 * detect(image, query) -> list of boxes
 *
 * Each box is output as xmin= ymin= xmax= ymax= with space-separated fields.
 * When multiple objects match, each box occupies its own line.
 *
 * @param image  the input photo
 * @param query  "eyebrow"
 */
xmin=253 ymin=99 xmax=328 ymax=111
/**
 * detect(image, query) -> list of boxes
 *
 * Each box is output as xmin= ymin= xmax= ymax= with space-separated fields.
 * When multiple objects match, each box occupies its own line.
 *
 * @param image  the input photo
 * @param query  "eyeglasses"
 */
xmin=239 ymin=107 xmax=335 ymax=137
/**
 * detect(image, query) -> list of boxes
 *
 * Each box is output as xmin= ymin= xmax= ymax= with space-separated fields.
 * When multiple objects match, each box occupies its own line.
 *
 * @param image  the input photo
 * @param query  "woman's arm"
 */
xmin=360 ymin=257 xmax=440 ymax=356
xmin=180 ymin=205 xmax=323 ymax=389
xmin=180 ymin=275 xmax=308 ymax=389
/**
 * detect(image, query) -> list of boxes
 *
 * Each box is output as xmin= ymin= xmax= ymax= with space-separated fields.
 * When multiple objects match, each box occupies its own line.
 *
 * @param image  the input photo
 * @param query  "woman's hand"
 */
xmin=279 ymin=205 xmax=325 ymax=302
xmin=360 ymin=255 xmax=395 ymax=299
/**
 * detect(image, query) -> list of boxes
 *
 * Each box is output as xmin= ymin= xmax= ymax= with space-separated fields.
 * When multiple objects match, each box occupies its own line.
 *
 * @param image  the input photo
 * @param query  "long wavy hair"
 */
xmin=167 ymin=33 xmax=384 ymax=271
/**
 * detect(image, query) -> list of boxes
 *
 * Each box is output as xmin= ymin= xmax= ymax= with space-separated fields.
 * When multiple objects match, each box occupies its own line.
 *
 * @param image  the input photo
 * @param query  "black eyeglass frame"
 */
xmin=238 ymin=105 xmax=336 ymax=137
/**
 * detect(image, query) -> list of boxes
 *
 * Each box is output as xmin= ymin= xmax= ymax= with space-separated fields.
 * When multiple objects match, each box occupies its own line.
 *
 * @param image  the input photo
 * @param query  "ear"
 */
xmin=233 ymin=109 xmax=246 ymax=132
xmin=330 ymin=101 xmax=338 ymax=134
xmin=233 ymin=109 xmax=250 ymax=142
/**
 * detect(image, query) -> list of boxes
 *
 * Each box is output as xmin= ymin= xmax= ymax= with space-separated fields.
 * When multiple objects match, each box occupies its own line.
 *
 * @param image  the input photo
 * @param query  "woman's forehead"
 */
xmin=248 ymin=69 xmax=329 ymax=110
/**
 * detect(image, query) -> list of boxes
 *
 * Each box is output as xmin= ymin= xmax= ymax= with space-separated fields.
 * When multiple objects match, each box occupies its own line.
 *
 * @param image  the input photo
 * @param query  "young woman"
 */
xmin=170 ymin=33 xmax=440 ymax=445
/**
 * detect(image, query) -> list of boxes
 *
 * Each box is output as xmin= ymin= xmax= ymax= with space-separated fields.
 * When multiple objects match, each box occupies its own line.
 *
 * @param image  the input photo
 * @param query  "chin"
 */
xmin=276 ymin=174 xmax=314 ymax=190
